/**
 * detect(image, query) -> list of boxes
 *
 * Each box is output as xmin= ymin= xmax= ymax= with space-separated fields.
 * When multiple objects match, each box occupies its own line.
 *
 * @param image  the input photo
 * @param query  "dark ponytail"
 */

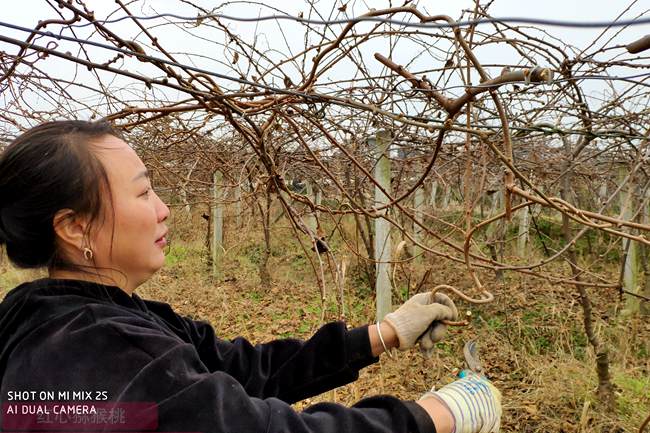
xmin=0 ymin=120 xmax=120 ymax=270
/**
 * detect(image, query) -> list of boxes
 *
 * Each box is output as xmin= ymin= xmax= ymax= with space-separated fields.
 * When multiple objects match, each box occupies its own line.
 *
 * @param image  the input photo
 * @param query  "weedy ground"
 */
xmin=1 ymin=208 xmax=648 ymax=432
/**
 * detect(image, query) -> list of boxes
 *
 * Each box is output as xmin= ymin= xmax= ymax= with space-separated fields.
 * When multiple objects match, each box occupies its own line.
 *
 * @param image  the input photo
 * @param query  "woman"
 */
xmin=0 ymin=121 xmax=501 ymax=433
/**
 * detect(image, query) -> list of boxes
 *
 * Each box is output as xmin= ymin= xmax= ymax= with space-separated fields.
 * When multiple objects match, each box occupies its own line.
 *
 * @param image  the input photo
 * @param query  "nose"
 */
xmin=155 ymin=191 xmax=170 ymax=222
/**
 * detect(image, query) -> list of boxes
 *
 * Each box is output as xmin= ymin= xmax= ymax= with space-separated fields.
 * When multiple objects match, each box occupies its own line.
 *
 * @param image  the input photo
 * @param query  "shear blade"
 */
xmin=463 ymin=340 xmax=483 ymax=374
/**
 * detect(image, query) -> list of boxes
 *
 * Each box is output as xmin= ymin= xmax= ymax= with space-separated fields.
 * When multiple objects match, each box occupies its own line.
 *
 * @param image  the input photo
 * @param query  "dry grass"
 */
xmin=1 ymin=210 xmax=648 ymax=433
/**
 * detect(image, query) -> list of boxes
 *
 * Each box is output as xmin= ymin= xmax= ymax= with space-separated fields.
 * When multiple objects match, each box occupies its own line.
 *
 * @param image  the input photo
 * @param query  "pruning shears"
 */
xmin=458 ymin=340 xmax=484 ymax=378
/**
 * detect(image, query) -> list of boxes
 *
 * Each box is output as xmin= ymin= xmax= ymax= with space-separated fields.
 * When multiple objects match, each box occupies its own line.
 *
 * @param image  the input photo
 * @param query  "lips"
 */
xmin=155 ymin=229 xmax=168 ymax=244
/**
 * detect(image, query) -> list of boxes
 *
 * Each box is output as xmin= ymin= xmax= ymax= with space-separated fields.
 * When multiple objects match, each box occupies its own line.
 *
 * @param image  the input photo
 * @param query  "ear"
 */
xmin=53 ymin=209 xmax=90 ymax=250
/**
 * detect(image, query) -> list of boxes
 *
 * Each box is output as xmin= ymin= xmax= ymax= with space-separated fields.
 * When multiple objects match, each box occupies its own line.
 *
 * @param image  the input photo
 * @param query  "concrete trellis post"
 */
xmin=517 ymin=204 xmax=530 ymax=257
xmin=180 ymin=188 xmax=191 ymax=215
xmin=441 ymin=184 xmax=451 ymax=209
xmin=642 ymin=188 xmax=650 ymax=316
xmin=430 ymin=181 xmax=438 ymax=208
xmin=620 ymin=175 xmax=639 ymax=315
xmin=485 ymin=190 xmax=504 ymax=281
xmin=414 ymin=186 xmax=425 ymax=260
xmin=305 ymin=182 xmax=317 ymax=233
xmin=485 ymin=191 xmax=503 ymax=241
xmin=181 ymin=158 xmax=199 ymax=216
xmin=598 ymin=183 xmax=608 ymax=206
xmin=235 ymin=185 xmax=242 ymax=228
xmin=315 ymin=187 xmax=322 ymax=207
xmin=314 ymin=186 xmax=322 ymax=228
xmin=371 ymin=130 xmax=392 ymax=322
xmin=211 ymin=170 xmax=224 ymax=279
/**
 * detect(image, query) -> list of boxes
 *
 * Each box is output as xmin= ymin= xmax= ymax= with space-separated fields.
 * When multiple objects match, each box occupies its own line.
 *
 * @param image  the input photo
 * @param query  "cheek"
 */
xmin=112 ymin=199 xmax=158 ymax=241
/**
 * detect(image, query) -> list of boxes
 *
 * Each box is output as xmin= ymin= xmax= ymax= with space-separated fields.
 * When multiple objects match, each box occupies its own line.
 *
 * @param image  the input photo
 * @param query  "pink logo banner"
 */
xmin=2 ymin=402 xmax=158 ymax=431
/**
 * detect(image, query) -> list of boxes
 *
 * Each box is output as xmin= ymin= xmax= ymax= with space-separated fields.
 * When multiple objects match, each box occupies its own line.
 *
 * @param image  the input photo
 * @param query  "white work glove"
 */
xmin=421 ymin=373 xmax=502 ymax=433
xmin=384 ymin=292 xmax=458 ymax=349
xmin=418 ymin=293 xmax=459 ymax=357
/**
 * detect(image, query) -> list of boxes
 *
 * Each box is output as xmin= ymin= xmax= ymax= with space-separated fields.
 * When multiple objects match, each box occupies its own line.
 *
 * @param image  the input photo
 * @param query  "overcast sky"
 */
xmin=4 ymin=0 xmax=648 ymax=43
xmin=1 ymin=0 xmax=649 ymax=122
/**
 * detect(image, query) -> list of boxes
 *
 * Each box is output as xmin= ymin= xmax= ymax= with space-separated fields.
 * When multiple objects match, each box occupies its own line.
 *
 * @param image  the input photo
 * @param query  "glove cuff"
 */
xmin=418 ymin=392 xmax=457 ymax=433
xmin=383 ymin=313 xmax=413 ymax=349
xmin=429 ymin=377 xmax=501 ymax=433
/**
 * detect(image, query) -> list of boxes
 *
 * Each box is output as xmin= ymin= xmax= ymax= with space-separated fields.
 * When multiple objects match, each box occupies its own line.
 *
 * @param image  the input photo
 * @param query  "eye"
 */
xmin=140 ymin=187 xmax=152 ymax=197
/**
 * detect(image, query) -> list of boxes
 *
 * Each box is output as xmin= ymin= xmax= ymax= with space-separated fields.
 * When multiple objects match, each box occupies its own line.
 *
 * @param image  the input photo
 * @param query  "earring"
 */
xmin=83 ymin=247 xmax=94 ymax=261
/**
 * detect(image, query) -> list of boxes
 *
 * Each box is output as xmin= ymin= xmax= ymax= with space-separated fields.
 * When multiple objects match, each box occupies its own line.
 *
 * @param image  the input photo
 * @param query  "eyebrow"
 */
xmin=132 ymin=169 xmax=149 ymax=182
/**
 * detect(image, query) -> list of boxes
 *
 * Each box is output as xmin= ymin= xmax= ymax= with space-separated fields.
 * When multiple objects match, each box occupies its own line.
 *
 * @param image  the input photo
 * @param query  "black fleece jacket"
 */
xmin=0 ymin=278 xmax=436 ymax=433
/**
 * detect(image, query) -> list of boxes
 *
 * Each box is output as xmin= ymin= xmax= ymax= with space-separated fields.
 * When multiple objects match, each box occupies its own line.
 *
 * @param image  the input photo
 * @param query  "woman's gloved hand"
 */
xmin=383 ymin=292 xmax=458 ymax=350
xmin=418 ymin=293 xmax=458 ymax=356
xmin=420 ymin=373 xmax=502 ymax=433
xmin=419 ymin=322 xmax=449 ymax=357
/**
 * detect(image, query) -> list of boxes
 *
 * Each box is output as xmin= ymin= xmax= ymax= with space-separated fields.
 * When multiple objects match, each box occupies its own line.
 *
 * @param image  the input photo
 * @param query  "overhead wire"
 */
xmin=66 ymin=12 xmax=650 ymax=30
xmin=2 ymin=19 xmax=649 ymax=92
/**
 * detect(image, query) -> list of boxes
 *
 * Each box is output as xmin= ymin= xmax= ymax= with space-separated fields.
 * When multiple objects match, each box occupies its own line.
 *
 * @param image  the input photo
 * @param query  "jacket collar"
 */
xmin=3 ymin=277 xmax=149 ymax=312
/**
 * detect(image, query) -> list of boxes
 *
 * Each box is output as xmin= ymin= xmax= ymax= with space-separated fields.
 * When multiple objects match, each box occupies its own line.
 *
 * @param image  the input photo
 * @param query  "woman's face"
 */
xmin=90 ymin=135 xmax=170 ymax=291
